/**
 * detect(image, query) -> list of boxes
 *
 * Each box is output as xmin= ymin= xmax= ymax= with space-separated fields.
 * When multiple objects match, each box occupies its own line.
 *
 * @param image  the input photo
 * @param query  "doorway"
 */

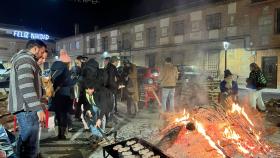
xmin=262 ymin=56 xmax=277 ymax=88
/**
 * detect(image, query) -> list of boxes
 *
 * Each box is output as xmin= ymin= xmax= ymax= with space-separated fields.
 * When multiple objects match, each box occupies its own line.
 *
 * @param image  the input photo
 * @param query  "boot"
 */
xmin=57 ymin=127 xmax=66 ymax=140
xmin=59 ymin=127 xmax=67 ymax=140
xmin=134 ymin=102 xmax=139 ymax=113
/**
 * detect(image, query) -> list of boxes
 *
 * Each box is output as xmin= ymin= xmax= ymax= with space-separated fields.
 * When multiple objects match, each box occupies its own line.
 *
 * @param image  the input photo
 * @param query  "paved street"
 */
xmin=40 ymin=102 xmax=164 ymax=158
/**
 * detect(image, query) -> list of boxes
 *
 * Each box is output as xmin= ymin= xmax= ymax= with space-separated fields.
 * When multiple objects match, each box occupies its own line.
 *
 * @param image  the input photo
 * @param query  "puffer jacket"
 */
xmin=159 ymin=63 xmax=179 ymax=88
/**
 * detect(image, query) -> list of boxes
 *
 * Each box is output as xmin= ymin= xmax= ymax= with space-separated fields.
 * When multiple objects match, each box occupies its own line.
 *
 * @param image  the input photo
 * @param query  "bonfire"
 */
xmin=155 ymin=98 xmax=277 ymax=158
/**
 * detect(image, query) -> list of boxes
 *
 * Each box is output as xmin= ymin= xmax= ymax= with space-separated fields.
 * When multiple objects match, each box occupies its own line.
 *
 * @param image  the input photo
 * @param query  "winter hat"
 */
xmin=59 ymin=49 xmax=71 ymax=63
xmin=110 ymin=56 xmax=120 ymax=63
xmin=224 ymin=69 xmax=233 ymax=78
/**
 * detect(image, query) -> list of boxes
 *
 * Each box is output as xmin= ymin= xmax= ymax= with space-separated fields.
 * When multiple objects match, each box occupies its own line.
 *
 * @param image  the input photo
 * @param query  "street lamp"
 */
xmin=250 ymin=42 xmax=256 ymax=62
xmin=223 ymin=40 xmax=230 ymax=71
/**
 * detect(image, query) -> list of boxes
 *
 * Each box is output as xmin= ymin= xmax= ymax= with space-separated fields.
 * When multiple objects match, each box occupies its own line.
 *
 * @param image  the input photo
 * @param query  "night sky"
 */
xmin=0 ymin=0 xmax=207 ymax=38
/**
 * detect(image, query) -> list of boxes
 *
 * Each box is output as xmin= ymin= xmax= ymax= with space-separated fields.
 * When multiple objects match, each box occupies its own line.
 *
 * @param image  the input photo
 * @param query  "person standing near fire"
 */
xmin=123 ymin=60 xmax=139 ymax=115
xmin=50 ymin=49 xmax=76 ymax=139
xmin=220 ymin=69 xmax=238 ymax=105
xmin=106 ymin=56 xmax=121 ymax=114
xmin=246 ymin=63 xmax=267 ymax=112
xmin=8 ymin=39 xmax=47 ymax=157
xmin=159 ymin=57 xmax=179 ymax=112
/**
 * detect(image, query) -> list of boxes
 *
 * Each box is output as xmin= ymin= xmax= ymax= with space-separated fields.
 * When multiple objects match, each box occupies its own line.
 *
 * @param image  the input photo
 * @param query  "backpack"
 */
xmin=257 ymin=71 xmax=267 ymax=88
xmin=41 ymin=70 xmax=61 ymax=98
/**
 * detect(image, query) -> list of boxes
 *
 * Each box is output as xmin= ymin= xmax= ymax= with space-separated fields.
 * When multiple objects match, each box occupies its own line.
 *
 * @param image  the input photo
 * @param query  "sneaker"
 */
xmin=106 ymin=122 xmax=114 ymax=128
xmin=68 ymin=128 xmax=76 ymax=132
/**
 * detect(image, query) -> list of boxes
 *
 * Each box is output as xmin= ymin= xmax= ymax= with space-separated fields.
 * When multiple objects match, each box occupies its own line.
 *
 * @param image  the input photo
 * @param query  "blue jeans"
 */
xmin=161 ymin=88 xmax=175 ymax=112
xmin=88 ymin=106 xmax=106 ymax=138
xmin=16 ymin=112 xmax=39 ymax=158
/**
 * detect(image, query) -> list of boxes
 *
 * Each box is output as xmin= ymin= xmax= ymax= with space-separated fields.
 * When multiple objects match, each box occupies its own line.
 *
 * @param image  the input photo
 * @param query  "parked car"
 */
xmin=0 ymin=63 xmax=10 ymax=88
xmin=177 ymin=65 xmax=201 ymax=82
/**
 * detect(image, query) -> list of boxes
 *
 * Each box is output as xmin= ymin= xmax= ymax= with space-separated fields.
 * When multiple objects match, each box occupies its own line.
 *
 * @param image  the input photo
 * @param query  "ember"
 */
xmin=156 ymin=100 xmax=273 ymax=158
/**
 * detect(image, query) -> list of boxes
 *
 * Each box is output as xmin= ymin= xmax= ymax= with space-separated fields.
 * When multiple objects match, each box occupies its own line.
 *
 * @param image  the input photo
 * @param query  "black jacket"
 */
xmin=105 ymin=63 xmax=119 ymax=92
xmin=82 ymin=58 xmax=99 ymax=80
xmin=50 ymin=61 xmax=76 ymax=112
xmin=51 ymin=61 xmax=76 ymax=96
xmin=247 ymin=70 xmax=266 ymax=90
xmin=78 ymin=87 xmax=113 ymax=119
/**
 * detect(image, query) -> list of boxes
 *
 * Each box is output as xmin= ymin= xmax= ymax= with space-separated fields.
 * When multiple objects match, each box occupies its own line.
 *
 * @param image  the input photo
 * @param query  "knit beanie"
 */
xmin=59 ymin=49 xmax=71 ymax=63
xmin=224 ymin=69 xmax=233 ymax=78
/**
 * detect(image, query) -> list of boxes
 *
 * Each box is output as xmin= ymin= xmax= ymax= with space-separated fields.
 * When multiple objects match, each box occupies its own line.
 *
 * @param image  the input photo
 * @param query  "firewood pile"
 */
xmin=0 ymin=92 xmax=7 ymax=101
xmin=178 ymin=80 xmax=220 ymax=107
xmin=206 ymin=80 xmax=220 ymax=103
xmin=154 ymin=98 xmax=279 ymax=158
xmin=265 ymin=99 xmax=280 ymax=114
xmin=0 ymin=100 xmax=13 ymax=131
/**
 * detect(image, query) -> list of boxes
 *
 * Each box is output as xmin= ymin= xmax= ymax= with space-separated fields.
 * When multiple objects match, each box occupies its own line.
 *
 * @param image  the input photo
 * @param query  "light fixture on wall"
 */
xmin=223 ymin=38 xmax=230 ymax=71
xmin=69 ymin=0 xmax=99 ymax=4
xmin=249 ymin=42 xmax=256 ymax=62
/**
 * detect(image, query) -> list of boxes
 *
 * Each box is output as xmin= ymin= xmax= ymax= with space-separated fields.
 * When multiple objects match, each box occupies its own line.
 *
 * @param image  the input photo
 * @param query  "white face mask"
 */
xmin=225 ymin=77 xmax=233 ymax=89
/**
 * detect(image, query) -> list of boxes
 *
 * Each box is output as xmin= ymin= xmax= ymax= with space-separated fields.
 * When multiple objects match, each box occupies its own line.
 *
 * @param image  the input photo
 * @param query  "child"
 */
xmin=78 ymin=81 xmax=106 ymax=139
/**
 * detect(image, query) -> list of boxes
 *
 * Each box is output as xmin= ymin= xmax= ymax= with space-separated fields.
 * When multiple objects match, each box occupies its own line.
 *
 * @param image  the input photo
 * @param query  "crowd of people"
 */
xmin=7 ymin=39 xmax=268 ymax=157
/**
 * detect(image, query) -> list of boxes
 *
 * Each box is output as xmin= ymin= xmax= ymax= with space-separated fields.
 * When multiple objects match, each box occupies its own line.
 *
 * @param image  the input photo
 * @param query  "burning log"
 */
xmin=156 ymin=97 xmax=273 ymax=158
xmin=156 ymin=126 xmax=183 ymax=151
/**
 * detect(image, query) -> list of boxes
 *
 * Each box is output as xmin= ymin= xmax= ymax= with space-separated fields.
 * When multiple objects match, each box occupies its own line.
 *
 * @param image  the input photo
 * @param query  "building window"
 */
xmin=70 ymin=42 xmax=75 ymax=50
xmin=173 ymin=21 xmax=184 ymax=35
xmin=102 ymin=36 xmax=109 ymax=51
xmin=161 ymin=27 xmax=168 ymax=37
xmin=122 ymin=33 xmax=130 ymax=50
xmin=75 ymin=41 xmax=80 ymax=50
xmin=146 ymin=54 xmax=156 ymax=68
xmin=206 ymin=13 xmax=221 ymax=30
xmin=275 ymin=8 xmax=280 ymax=34
xmin=89 ymin=38 xmax=95 ymax=48
xmin=146 ymin=27 xmax=157 ymax=47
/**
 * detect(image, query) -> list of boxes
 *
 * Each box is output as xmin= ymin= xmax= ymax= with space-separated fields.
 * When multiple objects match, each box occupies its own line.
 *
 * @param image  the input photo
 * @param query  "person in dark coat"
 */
xmin=71 ymin=56 xmax=87 ymax=120
xmin=220 ymin=69 xmax=238 ymax=105
xmin=105 ymin=56 xmax=121 ymax=114
xmin=50 ymin=49 xmax=76 ymax=139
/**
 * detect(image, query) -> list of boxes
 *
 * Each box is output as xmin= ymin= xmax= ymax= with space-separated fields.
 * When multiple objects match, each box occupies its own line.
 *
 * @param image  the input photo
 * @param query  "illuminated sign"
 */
xmin=13 ymin=31 xmax=50 ymax=40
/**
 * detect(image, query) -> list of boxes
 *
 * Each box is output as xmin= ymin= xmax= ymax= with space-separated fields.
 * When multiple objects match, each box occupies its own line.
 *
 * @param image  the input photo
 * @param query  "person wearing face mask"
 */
xmin=220 ymin=69 xmax=238 ymax=105
xmin=8 ymin=39 xmax=47 ymax=158
xmin=50 ymin=49 xmax=76 ymax=139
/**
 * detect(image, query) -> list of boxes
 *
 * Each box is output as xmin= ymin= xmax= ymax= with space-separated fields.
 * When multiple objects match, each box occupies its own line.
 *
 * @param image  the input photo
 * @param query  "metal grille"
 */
xmin=207 ymin=52 xmax=219 ymax=78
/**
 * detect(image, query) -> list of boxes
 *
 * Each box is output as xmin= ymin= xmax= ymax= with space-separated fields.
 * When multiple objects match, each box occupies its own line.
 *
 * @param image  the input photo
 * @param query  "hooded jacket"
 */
xmin=8 ymin=50 xmax=43 ymax=113
xmin=105 ymin=62 xmax=119 ymax=92
xmin=51 ymin=61 xmax=76 ymax=97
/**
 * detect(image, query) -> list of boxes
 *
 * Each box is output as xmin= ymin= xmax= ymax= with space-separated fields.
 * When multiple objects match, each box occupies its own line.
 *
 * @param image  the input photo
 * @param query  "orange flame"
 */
xmin=231 ymin=103 xmax=254 ymax=126
xmin=237 ymin=143 xmax=250 ymax=154
xmin=175 ymin=109 xmax=190 ymax=125
xmin=222 ymin=126 xmax=251 ymax=154
xmin=223 ymin=126 xmax=240 ymax=140
xmin=195 ymin=121 xmax=226 ymax=158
